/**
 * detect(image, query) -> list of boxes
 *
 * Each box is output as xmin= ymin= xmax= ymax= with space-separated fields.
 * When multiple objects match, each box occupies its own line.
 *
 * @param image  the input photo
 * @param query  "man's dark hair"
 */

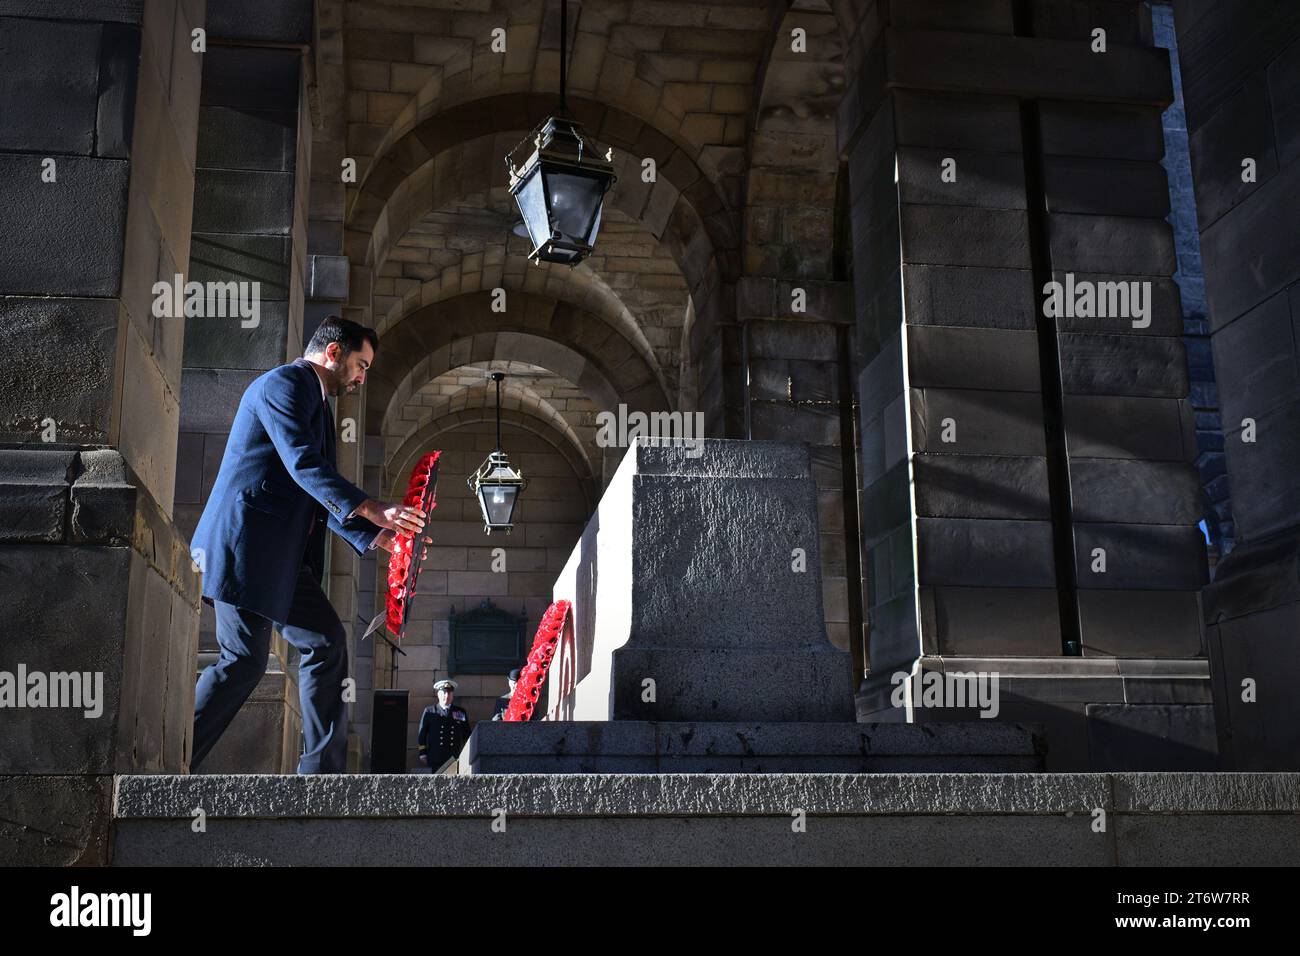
xmin=305 ymin=316 xmax=379 ymax=358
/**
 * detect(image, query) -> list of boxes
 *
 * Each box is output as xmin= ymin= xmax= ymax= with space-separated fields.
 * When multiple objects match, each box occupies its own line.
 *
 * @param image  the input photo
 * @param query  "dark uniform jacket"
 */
xmin=491 ymin=692 xmax=542 ymax=721
xmin=491 ymin=694 xmax=511 ymax=721
xmin=417 ymin=704 xmax=470 ymax=768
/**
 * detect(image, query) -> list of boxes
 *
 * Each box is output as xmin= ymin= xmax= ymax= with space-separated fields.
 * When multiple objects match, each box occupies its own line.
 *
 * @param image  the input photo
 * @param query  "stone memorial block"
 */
xmin=547 ymin=438 xmax=855 ymax=723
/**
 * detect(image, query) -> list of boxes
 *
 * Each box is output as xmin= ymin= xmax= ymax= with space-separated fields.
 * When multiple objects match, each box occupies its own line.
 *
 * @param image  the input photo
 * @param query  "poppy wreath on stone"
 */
xmin=503 ymin=600 xmax=571 ymax=722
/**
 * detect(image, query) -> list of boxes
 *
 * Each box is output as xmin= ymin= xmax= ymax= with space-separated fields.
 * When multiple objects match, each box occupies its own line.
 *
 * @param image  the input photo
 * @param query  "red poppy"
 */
xmin=503 ymin=600 xmax=571 ymax=722
xmin=384 ymin=452 xmax=442 ymax=638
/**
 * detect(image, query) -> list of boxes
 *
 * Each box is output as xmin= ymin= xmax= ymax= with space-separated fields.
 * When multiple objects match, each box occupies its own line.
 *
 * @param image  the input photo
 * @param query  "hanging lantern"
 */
xmin=507 ymin=117 xmax=615 ymax=266
xmin=505 ymin=0 xmax=615 ymax=267
xmin=467 ymin=372 xmax=528 ymax=534
xmin=468 ymin=450 xmax=527 ymax=533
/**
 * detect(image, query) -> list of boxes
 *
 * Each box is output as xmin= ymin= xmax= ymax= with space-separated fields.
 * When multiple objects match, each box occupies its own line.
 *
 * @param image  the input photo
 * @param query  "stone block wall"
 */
xmin=838 ymin=0 xmax=1215 ymax=769
xmin=733 ymin=0 xmax=863 ymax=670
xmin=0 ymin=0 xmax=206 ymax=863
xmin=1176 ymin=0 xmax=1300 ymax=770
xmin=738 ymin=279 xmax=862 ymax=658
xmin=1 ymin=0 xmax=203 ymax=508
xmin=0 ymin=448 xmax=200 ymax=774
xmin=174 ymin=45 xmax=307 ymax=543
xmin=172 ymin=3 xmax=320 ymax=773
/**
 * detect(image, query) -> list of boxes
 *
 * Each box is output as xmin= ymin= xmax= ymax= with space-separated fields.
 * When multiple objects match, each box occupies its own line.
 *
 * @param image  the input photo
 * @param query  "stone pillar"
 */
xmin=299 ymin=0 xmax=377 ymax=768
xmin=737 ymin=279 xmax=864 ymax=667
xmin=0 ymin=0 xmax=206 ymax=863
xmin=343 ymin=265 xmax=386 ymax=765
xmin=841 ymin=0 xmax=1214 ymax=769
xmin=173 ymin=0 xmax=315 ymax=772
xmin=338 ymin=0 xmax=390 ymax=745
xmin=1175 ymin=0 xmax=1300 ymax=770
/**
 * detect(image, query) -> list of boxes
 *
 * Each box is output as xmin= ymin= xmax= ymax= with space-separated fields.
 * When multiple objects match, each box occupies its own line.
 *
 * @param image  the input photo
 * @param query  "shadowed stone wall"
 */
xmin=1176 ymin=0 xmax=1300 ymax=770
xmin=172 ymin=3 xmax=320 ymax=773
xmin=839 ymin=0 xmax=1214 ymax=770
xmin=0 ymin=0 xmax=206 ymax=864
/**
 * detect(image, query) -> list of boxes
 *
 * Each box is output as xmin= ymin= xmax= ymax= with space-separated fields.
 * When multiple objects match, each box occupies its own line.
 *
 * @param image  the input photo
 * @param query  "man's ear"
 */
xmin=324 ymin=341 xmax=341 ymax=365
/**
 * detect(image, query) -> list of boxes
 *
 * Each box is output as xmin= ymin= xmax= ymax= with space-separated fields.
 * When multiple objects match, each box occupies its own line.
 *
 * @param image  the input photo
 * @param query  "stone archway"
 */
xmin=384 ymin=369 xmax=602 ymax=492
xmin=366 ymin=289 xmax=672 ymax=442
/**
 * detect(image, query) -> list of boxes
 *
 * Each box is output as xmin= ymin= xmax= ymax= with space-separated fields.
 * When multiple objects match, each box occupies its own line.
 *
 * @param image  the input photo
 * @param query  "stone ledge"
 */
xmin=464 ymin=720 xmax=1044 ymax=773
xmin=0 ymin=445 xmax=201 ymax=601
xmin=112 ymin=772 xmax=1300 ymax=819
xmin=0 ymin=447 xmax=77 ymax=541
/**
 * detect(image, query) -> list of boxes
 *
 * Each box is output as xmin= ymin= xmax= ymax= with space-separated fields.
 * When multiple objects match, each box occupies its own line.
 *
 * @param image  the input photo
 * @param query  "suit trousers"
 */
xmin=192 ymin=562 xmax=350 ymax=774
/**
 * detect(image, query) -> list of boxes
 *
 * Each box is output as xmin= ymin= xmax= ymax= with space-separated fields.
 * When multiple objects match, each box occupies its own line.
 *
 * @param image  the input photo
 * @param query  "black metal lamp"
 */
xmin=467 ymin=372 xmax=528 ymax=534
xmin=505 ymin=0 xmax=615 ymax=266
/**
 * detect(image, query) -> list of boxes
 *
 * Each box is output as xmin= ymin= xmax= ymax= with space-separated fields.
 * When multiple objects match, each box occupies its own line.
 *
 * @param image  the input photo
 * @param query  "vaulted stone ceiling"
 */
xmin=371 ymin=194 xmax=689 ymax=403
xmin=384 ymin=360 xmax=603 ymax=487
xmin=336 ymin=0 xmax=844 ymax=462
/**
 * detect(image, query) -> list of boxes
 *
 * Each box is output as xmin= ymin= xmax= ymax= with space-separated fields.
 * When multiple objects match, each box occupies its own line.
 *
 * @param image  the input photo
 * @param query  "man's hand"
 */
xmin=356 ymin=499 xmax=426 ymax=535
xmin=376 ymin=530 xmax=433 ymax=559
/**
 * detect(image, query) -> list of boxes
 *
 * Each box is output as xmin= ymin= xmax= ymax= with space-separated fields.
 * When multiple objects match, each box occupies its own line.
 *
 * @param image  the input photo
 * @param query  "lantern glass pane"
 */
xmin=479 ymin=483 xmax=518 ymax=527
xmin=544 ymin=169 xmax=606 ymax=243
xmin=513 ymin=169 xmax=551 ymax=249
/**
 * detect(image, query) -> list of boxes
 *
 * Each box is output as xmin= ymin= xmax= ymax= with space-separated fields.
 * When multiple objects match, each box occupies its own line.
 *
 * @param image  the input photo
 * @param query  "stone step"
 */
xmin=109 ymin=772 xmax=1300 ymax=866
xmin=462 ymin=720 xmax=1045 ymax=773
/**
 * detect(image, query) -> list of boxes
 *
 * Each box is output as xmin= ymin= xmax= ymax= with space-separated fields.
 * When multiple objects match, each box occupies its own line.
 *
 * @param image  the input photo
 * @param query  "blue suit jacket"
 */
xmin=191 ymin=359 xmax=380 ymax=624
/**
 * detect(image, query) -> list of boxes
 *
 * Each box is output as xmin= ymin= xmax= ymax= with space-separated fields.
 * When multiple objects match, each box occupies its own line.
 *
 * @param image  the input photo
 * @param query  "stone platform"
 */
xmin=109 ymin=772 xmax=1300 ymax=866
xmin=462 ymin=721 xmax=1045 ymax=773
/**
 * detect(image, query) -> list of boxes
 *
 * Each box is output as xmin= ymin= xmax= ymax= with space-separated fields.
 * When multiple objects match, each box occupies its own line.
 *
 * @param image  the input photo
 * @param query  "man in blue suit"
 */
xmin=190 ymin=317 xmax=427 ymax=774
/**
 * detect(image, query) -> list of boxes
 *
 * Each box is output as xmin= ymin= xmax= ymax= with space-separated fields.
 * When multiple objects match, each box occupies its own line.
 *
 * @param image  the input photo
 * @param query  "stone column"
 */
xmin=841 ymin=0 xmax=1214 ymax=769
xmin=737 ymin=278 xmax=864 ymax=666
xmin=173 ymin=0 xmax=315 ymax=772
xmin=0 ymin=0 xmax=206 ymax=863
xmin=1175 ymin=0 xmax=1300 ymax=770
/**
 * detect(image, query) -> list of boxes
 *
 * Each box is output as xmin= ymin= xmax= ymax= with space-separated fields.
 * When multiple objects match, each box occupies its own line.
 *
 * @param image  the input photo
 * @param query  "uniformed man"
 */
xmin=417 ymin=679 xmax=470 ymax=771
xmin=491 ymin=668 xmax=522 ymax=721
